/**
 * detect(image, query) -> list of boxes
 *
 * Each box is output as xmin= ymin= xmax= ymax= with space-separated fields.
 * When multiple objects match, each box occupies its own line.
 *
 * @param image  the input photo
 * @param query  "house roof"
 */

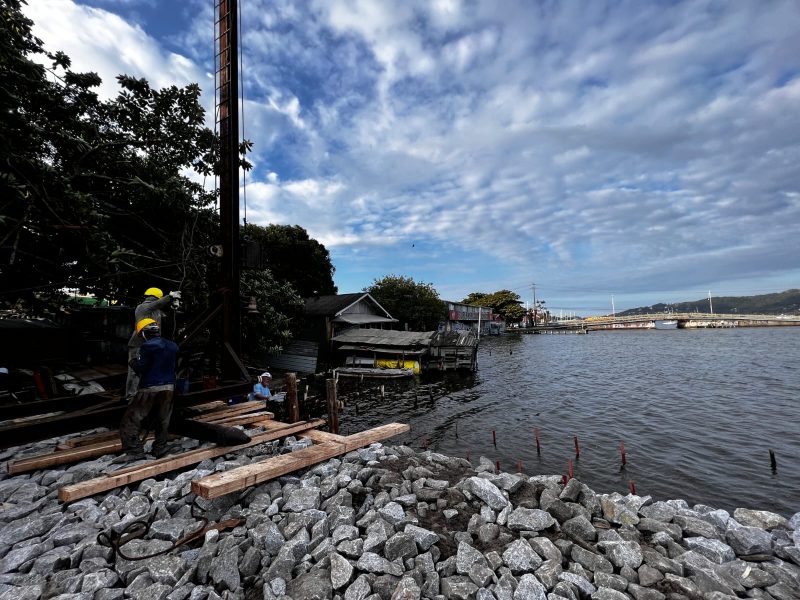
xmin=304 ymin=293 xmax=393 ymax=318
xmin=333 ymin=314 xmax=397 ymax=325
xmin=331 ymin=328 xmax=436 ymax=348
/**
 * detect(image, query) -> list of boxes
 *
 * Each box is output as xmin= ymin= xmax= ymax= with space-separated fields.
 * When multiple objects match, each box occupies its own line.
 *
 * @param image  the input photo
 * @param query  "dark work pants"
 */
xmin=119 ymin=388 xmax=174 ymax=455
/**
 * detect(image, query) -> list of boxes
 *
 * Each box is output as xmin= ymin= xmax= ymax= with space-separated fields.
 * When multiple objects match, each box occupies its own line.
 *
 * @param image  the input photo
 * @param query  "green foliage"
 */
xmin=462 ymin=289 xmax=526 ymax=323
xmin=0 ymin=0 xmax=218 ymax=309
xmin=0 ymin=1 xmax=331 ymax=357
xmin=366 ymin=275 xmax=446 ymax=331
xmin=241 ymin=269 xmax=304 ymax=358
xmin=243 ymin=223 xmax=336 ymax=298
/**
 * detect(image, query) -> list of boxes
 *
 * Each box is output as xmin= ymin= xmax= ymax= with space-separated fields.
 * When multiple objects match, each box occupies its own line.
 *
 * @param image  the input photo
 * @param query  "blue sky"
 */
xmin=25 ymin=0 xmax=800 ymax=314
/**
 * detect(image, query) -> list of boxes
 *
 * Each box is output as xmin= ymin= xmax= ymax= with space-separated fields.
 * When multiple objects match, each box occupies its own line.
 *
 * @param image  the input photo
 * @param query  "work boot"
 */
xmin=151 ymin=445 xmax=169 ymax=459
xmin=125 ymin=449 xmax=146 ymax=461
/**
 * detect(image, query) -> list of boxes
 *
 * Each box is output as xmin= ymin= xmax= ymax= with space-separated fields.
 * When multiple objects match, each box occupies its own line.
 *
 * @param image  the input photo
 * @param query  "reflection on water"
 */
xmin=337 ymin=327 xmax=800 ymax=516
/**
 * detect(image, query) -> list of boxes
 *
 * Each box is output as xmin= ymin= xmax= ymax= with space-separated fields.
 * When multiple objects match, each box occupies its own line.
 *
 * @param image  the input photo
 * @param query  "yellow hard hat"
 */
xmin=144 ymin=287 xmax=163 ymax=299
xmin=136 ymin=318 xmax=157 ymax=334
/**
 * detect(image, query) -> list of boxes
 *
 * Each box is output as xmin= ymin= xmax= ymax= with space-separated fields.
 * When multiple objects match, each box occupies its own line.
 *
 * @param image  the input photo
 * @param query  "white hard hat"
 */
xmin=260 ymin=372 xmax=272 ymax=379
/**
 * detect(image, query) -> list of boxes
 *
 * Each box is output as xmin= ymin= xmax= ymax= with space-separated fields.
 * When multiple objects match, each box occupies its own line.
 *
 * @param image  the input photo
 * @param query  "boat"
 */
xmin=654 ymin=320 xmax=678 ymax=330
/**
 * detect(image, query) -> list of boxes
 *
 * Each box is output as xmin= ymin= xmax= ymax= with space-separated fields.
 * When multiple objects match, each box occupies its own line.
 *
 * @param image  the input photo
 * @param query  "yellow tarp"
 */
xmin=375 ymin=359 xmax=421 ymax=374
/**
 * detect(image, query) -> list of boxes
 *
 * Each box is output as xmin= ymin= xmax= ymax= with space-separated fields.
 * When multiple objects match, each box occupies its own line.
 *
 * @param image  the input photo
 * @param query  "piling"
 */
xmin=568 ymin=459 xmax=574 ymax=480
xmin=769 ymin=449 xmax=777 ymax=472
xmin=620 ymin=441 xmax=627 ymax=467
xmin=492 ymin=429 xmax=497 ymax=447
xmin=325 ymin=378 xmax=339 ymax=434
xmin=629 ymin=480 xmax=637 ymax=495
xmin=574 ymin=435 xmax=580 ymax=459
xmin=535 ymin=427 xmax=541 ymax=453
xmin=286 ymin=373 xmax=299 ymax=423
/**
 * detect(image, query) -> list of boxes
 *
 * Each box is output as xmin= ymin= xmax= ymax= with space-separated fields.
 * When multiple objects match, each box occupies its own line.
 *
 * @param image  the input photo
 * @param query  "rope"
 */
xmin=97 ymin=495 xmax=244 ymax=563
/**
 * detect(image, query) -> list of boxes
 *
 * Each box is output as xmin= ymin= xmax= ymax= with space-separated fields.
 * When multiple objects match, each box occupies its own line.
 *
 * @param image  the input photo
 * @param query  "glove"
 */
xmin=169 ymin=291 xmax=182 ymax=299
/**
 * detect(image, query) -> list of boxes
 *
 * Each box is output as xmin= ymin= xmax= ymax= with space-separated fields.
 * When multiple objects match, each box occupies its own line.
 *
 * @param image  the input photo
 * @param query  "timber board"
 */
xmin=192 ymin=422 xmax=410 ymax=499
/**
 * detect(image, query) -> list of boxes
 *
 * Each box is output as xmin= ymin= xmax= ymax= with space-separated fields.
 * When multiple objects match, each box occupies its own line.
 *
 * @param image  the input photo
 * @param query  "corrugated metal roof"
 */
xmin=332 ymin=328 xmax=436 ymax=347
xmin=337 ymin=344 xmax=426 ymax=355
xmin=333 ymin=314 xmax=397 ymax=325
xmin=430 ymin=330 xmax=479 ymax=347
xmin=304 ymin=293 xmax=393 ymax=318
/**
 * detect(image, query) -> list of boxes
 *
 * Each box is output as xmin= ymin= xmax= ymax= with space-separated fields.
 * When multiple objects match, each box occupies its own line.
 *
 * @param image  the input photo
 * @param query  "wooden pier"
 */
xmin=512 ymin=313 xmax=800 ymax=333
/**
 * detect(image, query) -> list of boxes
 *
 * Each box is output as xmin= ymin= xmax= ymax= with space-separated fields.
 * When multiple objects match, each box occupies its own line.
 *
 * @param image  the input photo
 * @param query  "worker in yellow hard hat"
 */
xmin=121 ymin=319 xmax=178 ymax=459
xmin=126 ymin=286 xmax=183 ymax=401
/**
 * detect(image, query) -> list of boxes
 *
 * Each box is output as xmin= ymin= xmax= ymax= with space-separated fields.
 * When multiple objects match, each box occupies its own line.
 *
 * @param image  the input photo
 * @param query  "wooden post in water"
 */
xmin=326 ymin=378 xmax=339 ymax=434
xmin=286 ymin=373 xmax=299 ymax=423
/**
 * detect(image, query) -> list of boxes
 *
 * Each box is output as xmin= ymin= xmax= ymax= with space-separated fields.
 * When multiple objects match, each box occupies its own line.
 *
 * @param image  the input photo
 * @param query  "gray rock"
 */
xmin=131 ymin=583 xmax=172 ymax=600
xmin=248 ymin=520 xmax=284 ymax=555
xmin=733 ymin=509 xmax=788 ymax=531
xmin=530 ymin=537 xmax=561 ymax=563
xmin=627 ymin=583 xmax=665 ymax=600
xmin=441 ymin=575 xmax=478 ymax=600
xmin=356 ymin=552 xmax=403 ymax=577
xmin=51 ymin=523 xmax=99 ymax=547
xmin=209 ymin=545 xmax=239 ymax=591
xmin=330 ymin=552 xmax=353 ymax=590
xmin=600 ymin=497 xmax=639 ymax=526
xmin=146 ymin=555 xmax=188 ymax=586
xmin=562 ymin=515 xmax=597 ymax=543
xmin=337 ymin=538 xmax=364 ymax=559
xmin=571 ymin=545 xmax=613 ymax=574
xmin=80 ymin=569 xmax=118 ymax=594
xmin=384 ymin=533 xmax=418 ymax=562
xmin=283 ymin=487 xmax=320 ymax=512
xmin=684 ymin=537 xmax=735 ymax=564
xmin=535 ymin=560 xmax=562 ymax=589
xmin=463 ymin=477 xmax=508 ymax=510
xmin=391 ymin=576 xmax=421 ymax=600
xmin=403 ymin=525 xmax=439 ymax=552
xmin=726 ymin=525 xmax=773 ymax=555
xmin=507 ymin=508 xmax=555 ymax=532
xmin=0 ymin=513 xmax=61 ymax=547
xmin=637 ymin=563 xmax=664 ymax=587
xmin=469 ymin=562 xmax=495 ymax=587
xmin=598 ymin=540 xmax=643 ymax=569
xmin=239 ymin=546 xmax=261 ymax=578
xmin=641 ymin=548 xmax=683 ymax=577
xmin=476 ymin=589 xmax=498 ymax=600
xmin=503 ymin=539 xmax=542 ymax=574
xmin=590 ymin=588 xmax=629 ymax=600
xmin=677 ymin=551 xmax=744 ymax=596
xmin=286 ymin=570 xmax=333 ymax=600
xmin=560 ymin=479 xmax=582 ymax=503
xmin=378 ymin=502 xmax=408 ymax=527
xmin=673 ymin=515 xmax=719 ymax=540
xmin=456 ymin=542 xmax=488 ymax=575
xmin=344 ymin=575 xmax=372 ymax=600
xmin=594 ymin=572 xmax=628 ymax=592
xmin=559 ymin=571 xmax=596 ymax=596
xmin=513 ymin=574 xmax=546 ymax=600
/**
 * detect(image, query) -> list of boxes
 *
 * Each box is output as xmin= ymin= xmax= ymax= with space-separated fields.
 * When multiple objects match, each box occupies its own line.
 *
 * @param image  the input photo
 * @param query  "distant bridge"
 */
xmin=512 ymin=313 xmax=800 ymax=333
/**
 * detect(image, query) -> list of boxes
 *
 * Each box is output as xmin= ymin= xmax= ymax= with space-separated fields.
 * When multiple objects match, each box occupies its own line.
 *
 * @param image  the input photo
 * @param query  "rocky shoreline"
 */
xmin=0 ymin=436 xmax=799 ymax=600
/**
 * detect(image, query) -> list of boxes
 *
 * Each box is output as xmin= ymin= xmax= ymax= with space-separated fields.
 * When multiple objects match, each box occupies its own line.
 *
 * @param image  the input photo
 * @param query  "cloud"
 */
xmin=25 ymin=0 xmax=208 ymax=99
xmin=27 ymin=0 xmax=800 ymax=308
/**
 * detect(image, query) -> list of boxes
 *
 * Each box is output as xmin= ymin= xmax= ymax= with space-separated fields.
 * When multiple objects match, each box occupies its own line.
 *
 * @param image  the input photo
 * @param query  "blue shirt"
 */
xmin=133 ymin=337 xmax=178 ymax=389
xmin=250 ymin=382 xmax=271 ymax=401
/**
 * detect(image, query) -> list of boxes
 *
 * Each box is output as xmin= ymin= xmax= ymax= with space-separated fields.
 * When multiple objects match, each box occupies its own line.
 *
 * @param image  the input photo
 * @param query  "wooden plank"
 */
xmin=58 ymin=419 xmax=326 ymax=503
xmin=192 ymin=422 xmax=410 ymax=499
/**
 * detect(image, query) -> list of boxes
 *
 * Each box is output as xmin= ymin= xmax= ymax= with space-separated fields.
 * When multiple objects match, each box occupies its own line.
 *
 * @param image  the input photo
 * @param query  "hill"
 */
xmin=618 ymin=289 xmax=800 ymax=316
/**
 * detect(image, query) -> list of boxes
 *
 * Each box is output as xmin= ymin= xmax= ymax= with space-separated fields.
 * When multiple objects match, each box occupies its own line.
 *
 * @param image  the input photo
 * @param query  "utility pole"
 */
xmin=218 ymin=0 xmax=241 ymax=378
xmin=708 ymin=290 xmax=713 ymax=315
xmin=531 ymin=283 xmax=537 ymax=327
xmin=611 ymin=295 xmax=615 ymax=317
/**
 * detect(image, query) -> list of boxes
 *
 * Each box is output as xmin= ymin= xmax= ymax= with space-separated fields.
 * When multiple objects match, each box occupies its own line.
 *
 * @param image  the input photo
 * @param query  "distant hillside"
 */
xmin=618 ymin=289 xmax=800 ymax=316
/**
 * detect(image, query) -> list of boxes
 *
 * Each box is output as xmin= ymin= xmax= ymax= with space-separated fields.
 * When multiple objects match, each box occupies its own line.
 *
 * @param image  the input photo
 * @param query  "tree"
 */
xmin=0 ymin=0 xmax=219 ymax=310
xmin=242 ymin=224 xmax=336 ymax=298
xmin=241 ymin=269 xmax=303 ymax=358
xmin=0 ymin=1 xmax=302 ymax=357
xmin=462 ymin=289 xmax=526 ymax=323
xmin=366 ymin=275 xmax=446 ymax=331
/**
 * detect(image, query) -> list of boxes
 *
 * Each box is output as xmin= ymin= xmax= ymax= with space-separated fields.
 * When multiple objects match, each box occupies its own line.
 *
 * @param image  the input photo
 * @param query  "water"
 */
xmin=337 ymin=327 xmax=800 ymax=516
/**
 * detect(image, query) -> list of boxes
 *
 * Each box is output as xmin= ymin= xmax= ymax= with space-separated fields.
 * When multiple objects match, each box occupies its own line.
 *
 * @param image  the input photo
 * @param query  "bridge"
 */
xmin=512 ymin=313 xmax=800 ymax=333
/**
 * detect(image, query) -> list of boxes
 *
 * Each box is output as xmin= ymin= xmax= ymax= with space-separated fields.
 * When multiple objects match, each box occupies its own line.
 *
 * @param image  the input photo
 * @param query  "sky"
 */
xmin=23 ymin=0 xmax=800 ymax=314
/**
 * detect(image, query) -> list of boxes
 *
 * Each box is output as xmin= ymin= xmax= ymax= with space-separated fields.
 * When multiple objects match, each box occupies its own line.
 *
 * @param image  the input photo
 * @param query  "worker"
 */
xmin=120 ymin=318 xmax=178 ymax=459
xmin=126 ymin=287 xmax=181 ymax=401
xmin=250 ymin=372 xmax=272 ymax=402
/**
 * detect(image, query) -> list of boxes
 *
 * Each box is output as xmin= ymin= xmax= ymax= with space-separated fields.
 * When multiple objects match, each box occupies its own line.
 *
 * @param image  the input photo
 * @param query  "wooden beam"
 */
xmin=192 ymin=423 xmax=410 ymax=499
xmin=58 ymin=419 xmax=326 ymax=503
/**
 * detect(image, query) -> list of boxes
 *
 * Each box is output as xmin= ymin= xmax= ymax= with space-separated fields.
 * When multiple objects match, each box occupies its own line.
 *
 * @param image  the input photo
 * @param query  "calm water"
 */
xmin=337 ymin=327 xmax=800 ymax=516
